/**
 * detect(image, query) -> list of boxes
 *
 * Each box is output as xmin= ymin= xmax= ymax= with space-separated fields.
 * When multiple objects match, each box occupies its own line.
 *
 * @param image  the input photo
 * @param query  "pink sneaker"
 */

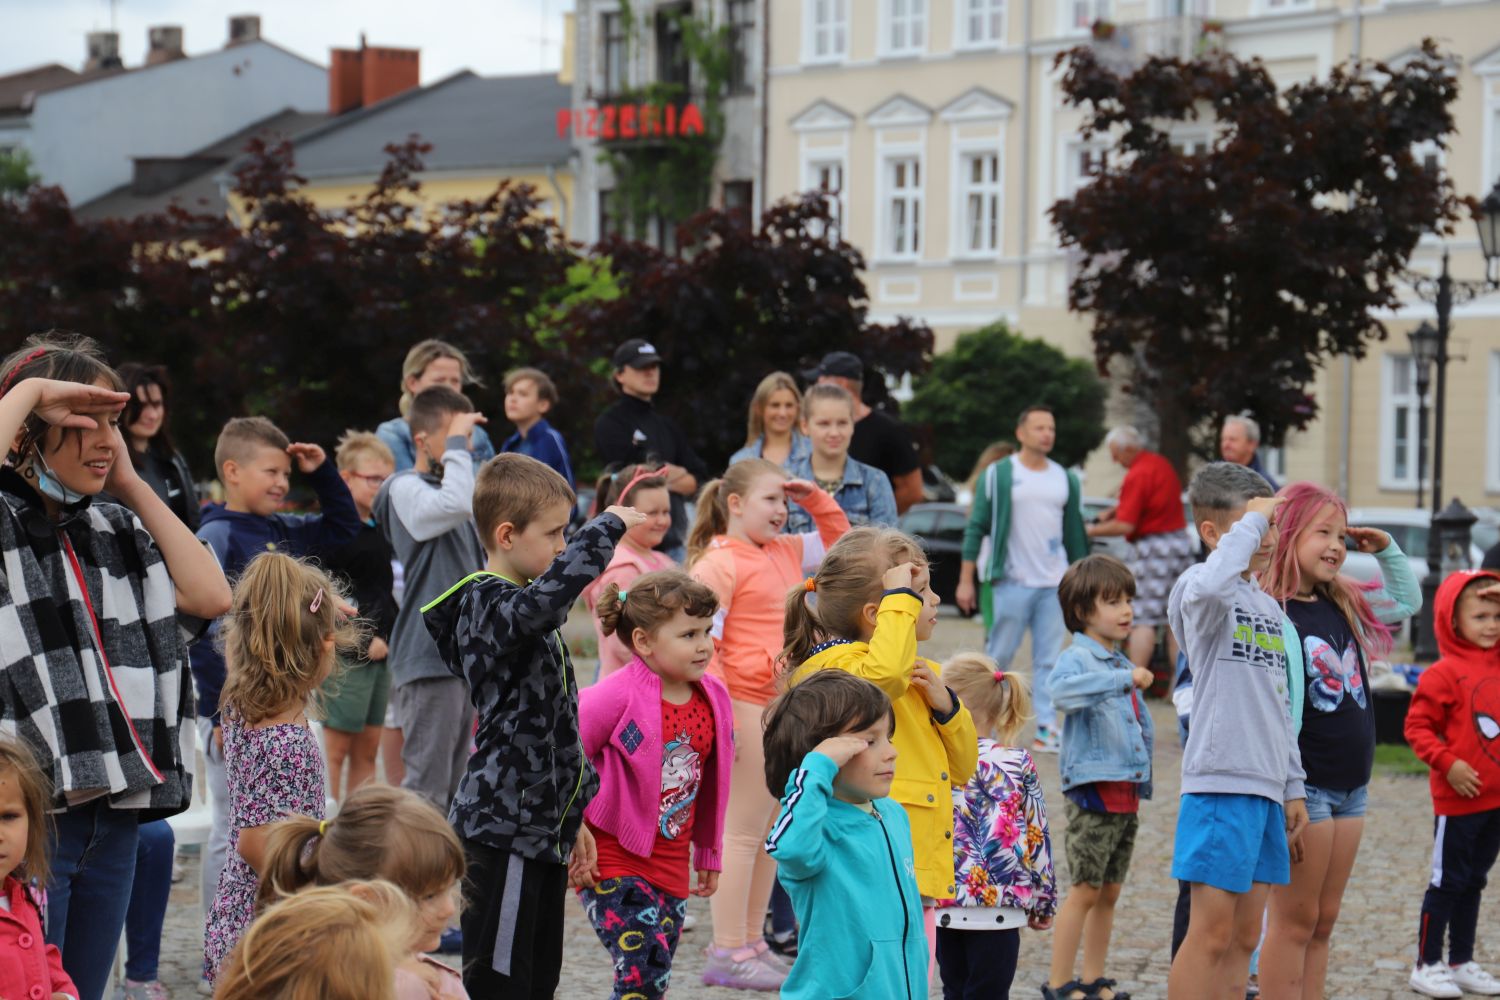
xmin=751 ymin=937 xmax=794 ymax=974
xmin=702 ymin=943 xmax=788 ymax=991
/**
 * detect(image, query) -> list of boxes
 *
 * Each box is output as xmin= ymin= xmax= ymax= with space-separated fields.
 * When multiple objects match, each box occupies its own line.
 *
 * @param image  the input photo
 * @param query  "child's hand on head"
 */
xmin=1472 ymin=583 xmax=1500 ymax=605
xmin=783 ymin=478 xmax=818 ymax=503
xmin=1246 ymin=495 xmax=1286 ymax=523
xmin=812 ymin=733 xmax=871 ymax=768
xmin=1345 ymin=526 xmax=1391 ymax=553
xmin=447 ymin=410 xmax=489 ymax=446
xmin=882 ymin=561 xmax=916 ymax=592
xmin=25 ymin=377 xmax=129 ymax=429
xmin=1447 ymin=759 xmax=1483 ymax=798
xmin=692 ymin=869 xmax=720 ymax=898
xmin=909 ymin=663 xmax=954 ymax=715
xmin=286 ymin=442 xmax=327 ymax=473
xmin=604 ymin=504 xmax=647 ymax=530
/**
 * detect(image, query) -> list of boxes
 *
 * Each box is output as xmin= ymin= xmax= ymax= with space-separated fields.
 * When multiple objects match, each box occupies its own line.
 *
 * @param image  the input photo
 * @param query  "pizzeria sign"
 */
xmin=557 ymin=102 xmax=707 ymax=140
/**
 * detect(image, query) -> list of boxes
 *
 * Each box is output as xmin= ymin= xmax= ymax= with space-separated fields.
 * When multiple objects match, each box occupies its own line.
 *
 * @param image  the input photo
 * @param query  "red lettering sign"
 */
xmin=555 ymin=103 xmax=707 ymax=141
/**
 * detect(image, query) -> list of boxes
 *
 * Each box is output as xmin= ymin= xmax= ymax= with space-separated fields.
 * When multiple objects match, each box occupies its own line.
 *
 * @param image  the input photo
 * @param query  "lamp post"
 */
xmin=1409 ymin=180 xmax=1500 ymax=661
xmin=1407 ymin=321 xmax=1437 ymax=512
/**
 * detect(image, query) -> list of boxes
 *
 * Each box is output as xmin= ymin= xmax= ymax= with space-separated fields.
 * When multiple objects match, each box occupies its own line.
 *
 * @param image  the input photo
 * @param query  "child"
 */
xmin=762 ymin=670 xmax=927 ymax=998
xmin=421 ymin=452 xmax=645 ymax=997
xmin=785 ymin=384 xmax=898 ymax=533
xmin=216 ymin=881 xmax=420 ymax=1000
xmin=1258 ymin=483 xmax=1420 ymax=998
xmin=192 ymin=414 xmax=359 ymax=933
xmin=373 ymin=385 xmax=488 ymax=811
xmin=581 ymin=464 xmax=677 ymax=679
xmin=578 ymin=570 xmax=735 ymax=999
xmin=202 ymin=552 xmax=357 ymax=985
xmin=1404 ymin=570 xmax=1500 ymax=997
xmin=686 ymin=457 xmax=850 ymax=988
xmin=1166 ymin=462 xmax=1307 ymax=999
xmin=783 ymin=526 xmax=979 ymax=973
xmin=0 ymin=737 xmax=78 ymax=1000
xmin=377 ymin=338 xmax=495 ymax=472
xmin=321 ymin=431 xmax=400 ymax=802
xmin=500 ymin=367 xmax=574 ymax=485
xmin=1045 ymin=555 xmax=1155 ymax=1000
xmin=0 ymin=335 xmax=229 ymax=1000
xmin=257 ymin=784 xmax=469 ymax=1000
xmin=938 ymin=654 xmax=1056 ymax=1000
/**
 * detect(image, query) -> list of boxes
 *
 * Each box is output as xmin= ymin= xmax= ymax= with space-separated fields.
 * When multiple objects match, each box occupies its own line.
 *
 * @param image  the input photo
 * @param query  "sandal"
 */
xmin=1084 ymin=978 xmax=1132 ymax=1000
xmin=1041 ymin=982 xmax=1088 ymax=1000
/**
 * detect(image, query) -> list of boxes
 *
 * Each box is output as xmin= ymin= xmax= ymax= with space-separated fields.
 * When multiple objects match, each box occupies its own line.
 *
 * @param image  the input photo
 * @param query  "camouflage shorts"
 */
xmin=1064 ymin=802 xmax=1140 ymax=886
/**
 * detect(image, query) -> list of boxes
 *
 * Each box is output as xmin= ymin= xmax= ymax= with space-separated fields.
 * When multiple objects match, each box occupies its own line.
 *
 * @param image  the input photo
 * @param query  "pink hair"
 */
xmin=1260 ymin=481 xmax=1392 ymax=659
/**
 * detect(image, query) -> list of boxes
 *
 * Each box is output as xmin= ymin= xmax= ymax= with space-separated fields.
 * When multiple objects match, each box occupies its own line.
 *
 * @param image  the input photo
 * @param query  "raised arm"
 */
xmin=765 ymin=748 xmax=845 ymax=880
xmin=292 ymin=454 xmax=361 ymax=554
xmin=1348 ymin=530 xmax=1421 ymax=623
xmin=389 ymin=445 xmax=477 ymax=543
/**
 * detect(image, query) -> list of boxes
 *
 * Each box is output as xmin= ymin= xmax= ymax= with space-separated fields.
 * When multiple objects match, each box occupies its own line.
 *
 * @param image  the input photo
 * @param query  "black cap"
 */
xmin=611 ymin=339 xmax=662 ymax=369
xmin=812 ymin=351 xmax=864 ymax=381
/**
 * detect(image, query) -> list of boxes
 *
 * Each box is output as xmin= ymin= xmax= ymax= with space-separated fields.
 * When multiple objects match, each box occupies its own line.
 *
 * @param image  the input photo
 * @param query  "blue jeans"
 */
xmin=124 ymin=820 xmax=175 ymax=981
xmin=46 ymin=800 xmax=141 ymax=1000
xmin=986 ymin=582 xmax=1067 ymax=729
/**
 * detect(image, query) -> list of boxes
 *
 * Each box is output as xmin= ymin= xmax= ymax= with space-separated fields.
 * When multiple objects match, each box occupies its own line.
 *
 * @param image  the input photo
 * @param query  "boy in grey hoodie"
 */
xmin=1166 ymin=462 xmax=1308 ymax=999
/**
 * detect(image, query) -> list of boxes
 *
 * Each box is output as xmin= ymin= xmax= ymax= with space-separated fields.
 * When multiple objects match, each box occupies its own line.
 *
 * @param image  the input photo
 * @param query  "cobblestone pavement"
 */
xmin=146 ymin=610 xmax=1496 ymax=999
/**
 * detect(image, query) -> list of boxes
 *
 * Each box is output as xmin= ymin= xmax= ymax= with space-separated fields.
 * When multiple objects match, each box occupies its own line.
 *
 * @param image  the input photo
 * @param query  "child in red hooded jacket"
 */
xmin=1404 ymin=569 xmax=1500 ymax=998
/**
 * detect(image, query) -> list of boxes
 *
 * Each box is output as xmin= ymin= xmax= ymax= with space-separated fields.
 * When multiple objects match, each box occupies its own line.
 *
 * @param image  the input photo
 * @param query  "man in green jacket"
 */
xmin=956 ymin=404 xmax=1089 ymax=754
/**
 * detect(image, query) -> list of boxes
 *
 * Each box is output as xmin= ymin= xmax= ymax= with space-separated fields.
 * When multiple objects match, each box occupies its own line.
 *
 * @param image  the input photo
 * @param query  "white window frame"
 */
xmin=1252 ymin=0 xmax=1314 ymax=15
xmin=1059 ymin=137 xmax=1108 ymax=200
xmin=951 ymin=141 xmax=1004 ymax=259
xmin=1059 ymin=0 xmax=1110 ymax=36
xmin=805 ymin=157 xmax=847 ymax=238
xmin=955 ymin=0 xmax=1006 ymax=48
xmin=880 ymin=0 xmax=928 ymax=58
xmin=598 ymin=7 xmax=629 ymax=96
xmin=877 ymin=152 xmax=925 ymax=261
xmin=1379 ymin=353 xmax=1425 ymax=492
xmin=1488 ymin=352 xmax=1500 ymax=494
xmin=803 ymin=0 xmax=849 ymax=64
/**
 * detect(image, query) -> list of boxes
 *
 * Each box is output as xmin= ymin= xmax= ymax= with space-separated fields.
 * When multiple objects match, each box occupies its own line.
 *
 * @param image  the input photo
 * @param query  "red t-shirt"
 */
xmin=1115 ymin=450 xmax=1186 ymax=542
xmin=592 ymin=687 xmax=715 ymax=898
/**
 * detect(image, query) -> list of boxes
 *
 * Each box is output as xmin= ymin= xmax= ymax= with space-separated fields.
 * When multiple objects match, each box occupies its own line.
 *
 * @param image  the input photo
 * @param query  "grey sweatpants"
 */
xmin=394 ymin=675 xmax=475 ymax=812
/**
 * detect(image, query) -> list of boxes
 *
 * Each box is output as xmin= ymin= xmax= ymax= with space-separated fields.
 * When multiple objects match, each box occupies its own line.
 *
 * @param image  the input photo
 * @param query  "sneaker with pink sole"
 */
xmin=702 ymin=943 xmax=788 ymax=991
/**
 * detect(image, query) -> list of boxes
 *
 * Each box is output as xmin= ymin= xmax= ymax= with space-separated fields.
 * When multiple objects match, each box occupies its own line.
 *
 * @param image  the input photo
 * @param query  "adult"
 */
xmin=376 ymin=339 xmax=495 ymax=472
xmin=956 ymin=405 xmax=1089 ymax=753
xmin=811 ymin=351 xmax=923 ymax=513
xmin=728 ymin=370 xmax=811 ymax=468
xmin=1086 ymin=426 xmax=1193 ymax=670
xmin=593 ymin=338 xmax=708 ymax=562
xmin=1220 ymin=413 xmax=1279 ymax=492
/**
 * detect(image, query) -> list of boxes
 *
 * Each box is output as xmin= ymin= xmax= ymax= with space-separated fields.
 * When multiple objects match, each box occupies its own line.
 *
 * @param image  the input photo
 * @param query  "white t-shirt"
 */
xmin=1004 ymin=458 xmax=1070 ymax=588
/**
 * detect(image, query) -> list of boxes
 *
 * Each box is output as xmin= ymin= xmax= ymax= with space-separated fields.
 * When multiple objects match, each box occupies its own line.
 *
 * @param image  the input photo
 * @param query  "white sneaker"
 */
xmin=1409 ymin=962 xmax=1463 ymax=998
xmin=681 ymin=912 xmax=697 ymax=932
xmin=1450 ymin=962 xmax=1500 ymax=995
xmin=196 ymin=978 xmax=213 ymax=997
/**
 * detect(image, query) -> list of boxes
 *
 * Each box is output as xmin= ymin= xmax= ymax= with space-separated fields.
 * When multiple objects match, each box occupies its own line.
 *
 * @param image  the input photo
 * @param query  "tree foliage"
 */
xmin=0 ymin=149 xmax=38 ymax=196
xmin=1050 ymin=39 xmax=1468 ymax=471
xmin=906 ymin=322 xmax=1106 ymax=474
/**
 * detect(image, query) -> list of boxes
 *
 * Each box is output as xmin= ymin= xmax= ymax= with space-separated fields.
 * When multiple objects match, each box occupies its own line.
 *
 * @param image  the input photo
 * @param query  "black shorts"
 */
xmin=460 ymin=838 xmax=568 ymax=1000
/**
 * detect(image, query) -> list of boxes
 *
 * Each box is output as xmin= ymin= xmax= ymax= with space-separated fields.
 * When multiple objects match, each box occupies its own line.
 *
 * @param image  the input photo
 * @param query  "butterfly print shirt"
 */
xmin=1287 ymin=595 xmax=1375 ymax=790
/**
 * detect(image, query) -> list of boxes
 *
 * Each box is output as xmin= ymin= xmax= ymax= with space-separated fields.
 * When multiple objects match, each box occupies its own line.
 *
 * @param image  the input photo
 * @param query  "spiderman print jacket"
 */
xmin=941 ymin=740 xmax=1057 ymax=918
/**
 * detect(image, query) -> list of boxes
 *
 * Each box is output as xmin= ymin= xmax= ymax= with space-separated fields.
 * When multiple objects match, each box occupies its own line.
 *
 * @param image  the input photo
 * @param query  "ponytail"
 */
xmin=944 ymin=652 xmax=1033 ymax=745
xmin=779 ymin=582 xmax=825 ymax=675
xmin=257 ymin=815 xmax=326 ymax=906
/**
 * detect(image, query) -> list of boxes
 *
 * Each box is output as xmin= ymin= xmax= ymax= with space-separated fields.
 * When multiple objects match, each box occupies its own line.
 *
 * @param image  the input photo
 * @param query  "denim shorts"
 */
xmin=1303 ymin=783 xmax=1368 ymax=824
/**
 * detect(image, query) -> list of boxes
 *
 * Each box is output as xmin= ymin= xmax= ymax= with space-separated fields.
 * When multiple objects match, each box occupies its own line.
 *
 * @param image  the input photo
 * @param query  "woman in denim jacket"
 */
xmin=784 ymin=384 xmax=896 ymax=534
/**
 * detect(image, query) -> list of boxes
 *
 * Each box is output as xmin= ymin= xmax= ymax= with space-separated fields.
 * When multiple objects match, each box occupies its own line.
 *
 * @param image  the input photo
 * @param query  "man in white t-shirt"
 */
xmin=956 ymin=405 xmax=1090 ymax=752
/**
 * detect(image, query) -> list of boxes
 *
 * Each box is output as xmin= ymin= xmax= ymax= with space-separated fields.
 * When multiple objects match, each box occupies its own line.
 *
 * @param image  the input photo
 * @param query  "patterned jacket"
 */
xmin=423 ymin=512 xmax=625 ymax=863
xmin=942 ymin=739 xmax=1057 ymax=918
xmin=0 ymin=467 xmax=196 ymax=819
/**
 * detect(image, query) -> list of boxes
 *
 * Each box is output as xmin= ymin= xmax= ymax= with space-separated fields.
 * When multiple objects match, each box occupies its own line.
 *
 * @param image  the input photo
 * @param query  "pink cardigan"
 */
xmin=579 ymin=657 xmax=734 ymax=871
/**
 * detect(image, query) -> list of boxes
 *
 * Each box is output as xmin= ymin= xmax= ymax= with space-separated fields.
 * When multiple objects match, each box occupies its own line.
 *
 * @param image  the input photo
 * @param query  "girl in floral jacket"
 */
xmin=936 ymin=653 xmax=1057 ymax=1000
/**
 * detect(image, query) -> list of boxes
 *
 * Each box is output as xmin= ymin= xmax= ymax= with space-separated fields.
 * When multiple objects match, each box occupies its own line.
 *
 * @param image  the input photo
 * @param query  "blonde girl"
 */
xmin=939 ymin=656 xmax=1056 ymax=999
xmin=216 ymin=881 xmax=419 ymax=1000
xmin=581 ymin=464 xmax=677 ymax=678
xmin=257 ymin=785 xmax=468 ymax=1000
xmin=377 ymin=339 xmax=493 ymax=471
xmin=202 ymin=552 xmax=359 ymax=985
xmin=729 ymin=372 xmax=810 ymax=468
xmin=0 ymin=737 xmax=76 ymax=1000
xmin=687 ymin=458 xmax=849 ymax=990
xmin=783 ymin=525 xmax=979 ymax=976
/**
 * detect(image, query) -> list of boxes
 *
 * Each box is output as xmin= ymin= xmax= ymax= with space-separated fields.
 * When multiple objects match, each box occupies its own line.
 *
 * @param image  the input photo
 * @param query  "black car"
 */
xmin=897 ymin=502 xmax=972 ymax=613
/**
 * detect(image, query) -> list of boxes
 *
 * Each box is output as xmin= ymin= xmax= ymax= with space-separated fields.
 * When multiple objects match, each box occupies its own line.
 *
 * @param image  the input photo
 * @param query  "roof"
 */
xmin=0 ymin=63 xmax=83 ymax=114
xmin=30 ymin=38 xmax=323 ymax=99
xmin=286 ymin=71 xmax=573 ymax=179
xmin=75 ymin=108 xmax=329 ymax=221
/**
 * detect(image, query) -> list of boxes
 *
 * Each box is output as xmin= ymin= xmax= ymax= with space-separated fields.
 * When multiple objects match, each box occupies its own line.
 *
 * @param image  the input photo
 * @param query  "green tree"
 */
xmin=0 ymin=149 xmax=38 ymax=195
xmin=906 ymin=321 xmax=1106 ymax=474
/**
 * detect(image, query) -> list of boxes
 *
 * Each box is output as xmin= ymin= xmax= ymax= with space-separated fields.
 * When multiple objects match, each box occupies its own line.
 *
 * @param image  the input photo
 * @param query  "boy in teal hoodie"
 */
xmin=762 ymin=671 xmax=926 ymax=999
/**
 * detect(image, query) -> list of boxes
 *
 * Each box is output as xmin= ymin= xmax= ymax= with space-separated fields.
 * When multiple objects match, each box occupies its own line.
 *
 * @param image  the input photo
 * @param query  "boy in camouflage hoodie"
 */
xmin=423 ymin=453 xmax=644 ymax=997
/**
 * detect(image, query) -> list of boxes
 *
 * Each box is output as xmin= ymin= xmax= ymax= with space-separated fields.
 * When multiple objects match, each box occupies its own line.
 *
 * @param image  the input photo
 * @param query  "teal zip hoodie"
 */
xmin=960 ymin=455 xmax=1090 ymax=584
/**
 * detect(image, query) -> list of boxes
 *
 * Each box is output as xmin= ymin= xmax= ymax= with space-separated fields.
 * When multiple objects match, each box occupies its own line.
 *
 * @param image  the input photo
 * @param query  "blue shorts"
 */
xmin=1303 ymin=783 xmax=1368 ymax=823
xmin=1172 ymin=792 xmax=1290 ymax=892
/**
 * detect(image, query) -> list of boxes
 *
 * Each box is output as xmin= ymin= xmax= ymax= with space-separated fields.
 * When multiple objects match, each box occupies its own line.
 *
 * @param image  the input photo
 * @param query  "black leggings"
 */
xmin=936 ymin=926 xmax=1020 ymax=1000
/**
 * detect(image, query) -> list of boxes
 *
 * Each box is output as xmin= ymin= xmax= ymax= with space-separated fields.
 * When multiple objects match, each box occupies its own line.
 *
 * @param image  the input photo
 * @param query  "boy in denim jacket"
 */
xmin=1043 ymin=555 xmax=1154 ymax=1000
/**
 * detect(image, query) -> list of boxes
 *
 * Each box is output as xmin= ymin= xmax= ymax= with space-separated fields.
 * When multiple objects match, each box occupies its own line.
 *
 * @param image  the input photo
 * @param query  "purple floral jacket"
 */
xmin=942 ymin=739 xmax=1057 ymax=918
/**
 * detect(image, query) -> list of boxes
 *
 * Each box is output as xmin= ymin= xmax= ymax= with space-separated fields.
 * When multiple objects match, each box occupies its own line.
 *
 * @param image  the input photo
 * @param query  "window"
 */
xmin=884 ymin=156 xmax=923 ymax=258
xmin=1412 ymin=140 xmax=1443 ymax=178
xmin=723 ymin=180 xmax=753 ymax=227
xmin=1255 ymin=0 xmax=1314 ymax=12
xmin=808 ymin=159 xmax=845 ymax=237
xmin=1381 ymin=354 xmax=1426 ymax=490
xmin=656 ymin=5 xmax=691 ymax=91
xmin=959 ymin=0 xmax=1005 ymax=45
xmin=1062 ymin=0 xmax=1110 ymax=33
xmin=957 ymin=150 xmax=1001 ymax=254
xmin=727 ymin=0 xmax=755 ymax=94
xmin=1061 ymin=140 xmax=1107 ymax=198
xmin=883 ymin=0 xmax=927 ymax=56
xmin=806 ymin=0 xmax=849 ymax=62
xmin=601 ymin=12 xmax=627 ymax=95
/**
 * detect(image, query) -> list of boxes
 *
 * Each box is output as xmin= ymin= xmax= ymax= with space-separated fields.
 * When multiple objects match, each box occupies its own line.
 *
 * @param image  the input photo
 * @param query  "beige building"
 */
xmin=763 ymin=0 xmax=1500 ymax=508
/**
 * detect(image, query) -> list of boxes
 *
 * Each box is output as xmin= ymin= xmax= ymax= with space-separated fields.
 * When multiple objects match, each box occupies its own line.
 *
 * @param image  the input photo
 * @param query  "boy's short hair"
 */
xmin=215 ymin=416 xmax=290 ymax=475
xmin=406 ymin=386 xmax=473 ymax=439
xmin=473 ymin=453 xmax=576 ymax=547
xmin=1016 ymin=403 xmax=1053 ymax=427
xmin=1188 ymin=461 xmax=1273 ymax=530
xmin=762 ymin=671 xmax=894 ymax=798
xmin=335 ymin=431 xmax=395 ymax=472
xmin=503 ymin=367 xmax=558 ymax=407
xmin=1058 ymin=554 xmax=1138 ymax=634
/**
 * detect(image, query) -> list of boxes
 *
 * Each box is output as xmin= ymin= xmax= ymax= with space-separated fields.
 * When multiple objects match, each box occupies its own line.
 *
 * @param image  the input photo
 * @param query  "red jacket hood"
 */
xmin=1434 ymin=568 xmax=1500 ymax=663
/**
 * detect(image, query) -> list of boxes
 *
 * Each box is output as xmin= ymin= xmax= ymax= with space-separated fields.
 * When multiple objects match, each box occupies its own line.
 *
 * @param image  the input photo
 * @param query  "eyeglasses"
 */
xmin=348 ymin=473 xmax=388 ymax=488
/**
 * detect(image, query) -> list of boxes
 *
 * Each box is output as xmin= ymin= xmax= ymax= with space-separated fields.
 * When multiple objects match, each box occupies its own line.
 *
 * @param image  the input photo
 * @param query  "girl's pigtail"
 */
xmin=686 ymin=479 xmax=726 ymax=566
xmin=255 ymin=814 xmax=326 ymax=908
xmin=778 ymin=580 xmax=824 ymax=676
xmin=596 ymin=582 xmax=627 ymax=638
xmin=993 ymin=668 xmax=1033 ymax=747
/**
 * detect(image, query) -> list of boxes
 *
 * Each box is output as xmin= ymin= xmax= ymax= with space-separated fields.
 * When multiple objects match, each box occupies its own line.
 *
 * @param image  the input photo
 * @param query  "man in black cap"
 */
xmin=594 ymin=339 xmax=708 ymax=560
xmin=813 ymin=351 xmax=923 ymax=513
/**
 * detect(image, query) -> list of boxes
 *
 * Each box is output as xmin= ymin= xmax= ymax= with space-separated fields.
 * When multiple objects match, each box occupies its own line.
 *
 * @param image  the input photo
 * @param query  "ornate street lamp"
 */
xmin=1407 ymin=321 xmax=1437 ymax=512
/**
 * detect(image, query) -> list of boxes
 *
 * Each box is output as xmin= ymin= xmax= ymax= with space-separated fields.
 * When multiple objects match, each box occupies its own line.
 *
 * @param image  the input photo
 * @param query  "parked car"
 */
xmin=897 ymin=502 xmax=971 ymax=613
xmin=1342 ymin=506 xmax=1492 ymax=644
xmin=921 ymin=464 xmax=958 ymax=504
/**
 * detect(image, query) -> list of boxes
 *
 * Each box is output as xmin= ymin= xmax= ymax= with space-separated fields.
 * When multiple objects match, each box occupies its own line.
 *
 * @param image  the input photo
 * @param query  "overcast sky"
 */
xmin=1 ymin=0 xmax=576 ymax=81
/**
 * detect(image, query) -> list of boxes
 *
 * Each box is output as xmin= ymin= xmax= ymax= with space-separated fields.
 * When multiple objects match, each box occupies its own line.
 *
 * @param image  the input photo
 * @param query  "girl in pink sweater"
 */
xmin=578 ymin=570 xmax=735 ymax=1000
xmin=581 ymin=464 xmax=677 ymax=679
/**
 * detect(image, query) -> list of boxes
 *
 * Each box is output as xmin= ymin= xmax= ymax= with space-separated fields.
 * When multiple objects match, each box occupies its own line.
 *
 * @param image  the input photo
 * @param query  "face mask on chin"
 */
xmin=32 ymin=447 xmax=89 ymax=506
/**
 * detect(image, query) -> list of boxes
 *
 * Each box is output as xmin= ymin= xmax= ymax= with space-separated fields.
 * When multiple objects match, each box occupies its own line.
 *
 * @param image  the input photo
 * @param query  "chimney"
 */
xmin=146 ymin=25 xmax=185 ymax=66
xmin=328 ymin=36 xmax=420 ymax=115
xmin=85 ymin=31 xmax=122 ymax=72
xmin=227 ymin=15 xmax=261 ymax=46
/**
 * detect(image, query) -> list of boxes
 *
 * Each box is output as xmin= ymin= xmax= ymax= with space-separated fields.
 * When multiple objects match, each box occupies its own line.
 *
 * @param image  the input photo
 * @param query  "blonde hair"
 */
xmin=686 ymin=458 xmax=786 ymax=565
xmin=779 ymin=525 xmax=926 ymax=671
xmin=943 ymin=653 xmax=1032 ymax=745
xmin=964 ymin=442 xmax=1014 ymax=497
xmin=473 ymin=452 xmax=576 ymax=549
xmin=334 ymin=430 xmax=394 ymax=472
xmin=258 ymin=784 xmax=464 ymax=908
xmin=745 ymin=372 xmax=802 ymax=446
xmin=397 ymin=339 xmax=481 ymax=416
xmin=219 ymin=552 xmax=361 ymax=726
xmin=216 ymin=881 xmax=418 ymax=1000
xmin=801 ymin=382 xmax=855 ymax=421
xmin=213 ymin=416 xmax=290 ymax=478
xmin=0 ymin=737 xmax=53 ymax=886
xmin=596 ymin=570 xmax=719 ymax=655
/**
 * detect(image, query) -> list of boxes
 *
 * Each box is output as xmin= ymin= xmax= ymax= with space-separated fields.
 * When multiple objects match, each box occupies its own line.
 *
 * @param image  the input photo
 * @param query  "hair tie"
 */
xmin=617 ymin=589 xmax=629 ymax=603
xmin=319 ymin=818 xmax=329 ymax=836
xmin=993 ymin=669 xmax=1006 ymax=683
xmin=804 ymin=577 xmax=817 ymax=592
xmin=0 ymin=347 xmax=48 ymax=398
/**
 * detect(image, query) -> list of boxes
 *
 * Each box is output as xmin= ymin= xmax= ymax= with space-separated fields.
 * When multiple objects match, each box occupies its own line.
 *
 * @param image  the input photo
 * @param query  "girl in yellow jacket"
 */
xmin=783 ymin=525 xmax=979 ymax=979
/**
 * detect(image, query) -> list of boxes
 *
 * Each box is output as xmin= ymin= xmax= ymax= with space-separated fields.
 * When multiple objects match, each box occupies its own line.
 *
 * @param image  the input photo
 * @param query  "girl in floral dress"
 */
xmin=936 ymin=653 xmax=1057 ymax=1000
xmin=202 ymin=551 xmax=357 ymax=985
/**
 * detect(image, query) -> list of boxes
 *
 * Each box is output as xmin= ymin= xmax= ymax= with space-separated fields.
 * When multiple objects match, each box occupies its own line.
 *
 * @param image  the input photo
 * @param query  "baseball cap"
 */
xmin=611 ymin=339 xmax=663 ymax=369
xmin=812 ymin=351 xmax=864 ymax=382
